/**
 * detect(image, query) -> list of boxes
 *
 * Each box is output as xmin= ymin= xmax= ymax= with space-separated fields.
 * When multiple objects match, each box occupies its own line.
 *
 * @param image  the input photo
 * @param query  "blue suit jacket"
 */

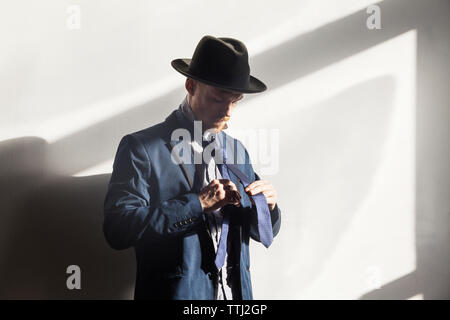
xmin=103 ymin=107 xmax=281 ymax=300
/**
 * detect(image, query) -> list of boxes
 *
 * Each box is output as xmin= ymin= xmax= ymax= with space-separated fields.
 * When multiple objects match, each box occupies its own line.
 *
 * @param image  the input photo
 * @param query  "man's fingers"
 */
xmin=261 ymin=190 xmax=276 ymax=198
xmin=214 ymin=187 xmax=240 ymax=200
xmin=200 ymin=179 xmax=243 ymax=212
xmin=224 ymin=184 xmax=238 ymax=192
xmin=247 ymin=185 xmax=270 ymax=196
xmin=245 ymin=180 xmax=267 ymax=192
xmin=216 ymin=189 xmax=226 ymax=199
xmin=226 ymin=189 xmax=241 ymax=204
xmin=218 ymin=179 xmax=239 ymax=193
xmin=206 ymin=179 xmax=244 ymax=208
xmin=219 ymin=179 xmax=237 ymax=188
xmin=228 ymin=190 xmax=241 ymax=201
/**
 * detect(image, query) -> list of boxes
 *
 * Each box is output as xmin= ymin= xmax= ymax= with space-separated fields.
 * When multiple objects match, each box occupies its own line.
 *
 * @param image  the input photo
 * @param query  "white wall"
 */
xmin=0 ymin=0 xmax=448 ymax=299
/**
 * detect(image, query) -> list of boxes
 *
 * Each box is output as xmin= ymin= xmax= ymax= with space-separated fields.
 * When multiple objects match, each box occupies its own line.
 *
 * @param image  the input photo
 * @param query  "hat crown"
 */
xmin=188 ymin=35 xmax=250 ymax=89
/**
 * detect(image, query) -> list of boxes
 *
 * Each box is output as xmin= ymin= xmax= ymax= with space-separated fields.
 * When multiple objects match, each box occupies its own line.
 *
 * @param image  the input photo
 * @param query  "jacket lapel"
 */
xmin=164 ymin=109 xmax=197 ymax=191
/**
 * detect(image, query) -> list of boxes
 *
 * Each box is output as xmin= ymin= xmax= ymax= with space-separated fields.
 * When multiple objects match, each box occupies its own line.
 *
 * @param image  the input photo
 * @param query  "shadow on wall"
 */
xmin=0 ymin=137 xmax=135 ymax=299
xmin=360 ymin=271 xmax=419 ymax=300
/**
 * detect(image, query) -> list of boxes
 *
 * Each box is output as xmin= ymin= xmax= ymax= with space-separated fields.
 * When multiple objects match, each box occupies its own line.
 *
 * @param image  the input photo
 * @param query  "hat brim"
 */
xmin=171 ymin=58 xmax=267 ymax=94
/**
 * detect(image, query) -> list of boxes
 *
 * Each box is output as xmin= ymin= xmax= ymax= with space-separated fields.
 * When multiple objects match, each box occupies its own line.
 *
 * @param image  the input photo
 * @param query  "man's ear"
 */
xmin=185 ymin=78 xmax=196 ymax=96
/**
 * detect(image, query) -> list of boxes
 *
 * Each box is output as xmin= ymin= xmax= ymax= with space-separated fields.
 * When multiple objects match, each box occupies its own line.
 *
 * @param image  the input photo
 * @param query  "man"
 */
xmin=103 ymin=35 xmax=281 ymax=300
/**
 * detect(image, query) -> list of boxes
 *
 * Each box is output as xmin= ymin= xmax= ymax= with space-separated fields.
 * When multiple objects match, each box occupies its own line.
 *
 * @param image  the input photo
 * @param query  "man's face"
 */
xmin=187 ymin=79 xmax=244 ymax=132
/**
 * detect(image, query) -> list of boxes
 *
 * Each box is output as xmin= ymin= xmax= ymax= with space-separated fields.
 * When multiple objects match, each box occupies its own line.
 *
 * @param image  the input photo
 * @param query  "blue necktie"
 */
xmin=214 ymin=140 xmax=273 ymax=270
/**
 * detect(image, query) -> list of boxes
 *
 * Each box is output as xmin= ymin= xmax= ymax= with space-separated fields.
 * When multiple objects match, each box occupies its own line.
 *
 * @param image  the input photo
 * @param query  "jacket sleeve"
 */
xmin=103 ymin=134 xmax=204 ymax=250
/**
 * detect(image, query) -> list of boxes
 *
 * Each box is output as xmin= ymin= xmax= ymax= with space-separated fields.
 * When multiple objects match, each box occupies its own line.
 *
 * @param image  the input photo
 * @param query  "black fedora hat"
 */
xmin=171 ymin=35 xmax=267 ymax=94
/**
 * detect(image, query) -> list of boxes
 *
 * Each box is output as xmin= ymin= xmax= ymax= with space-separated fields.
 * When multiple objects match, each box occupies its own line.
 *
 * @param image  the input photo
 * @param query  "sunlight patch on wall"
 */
xmin=73 ymin=158 xmax=114 ymax=177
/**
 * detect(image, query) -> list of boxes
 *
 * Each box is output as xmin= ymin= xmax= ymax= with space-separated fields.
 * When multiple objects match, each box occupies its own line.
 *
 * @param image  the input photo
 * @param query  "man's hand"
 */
xmin=198 ymin=179 xmax=241 ymax=213
xmin=245 ymin=180 xmax=278 ymax=211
